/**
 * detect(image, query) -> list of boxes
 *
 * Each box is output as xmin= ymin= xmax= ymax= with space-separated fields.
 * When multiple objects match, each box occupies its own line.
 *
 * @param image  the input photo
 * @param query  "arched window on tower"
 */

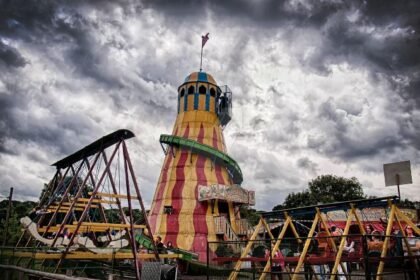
xmin=210 ymin=88 xmax=216 ymax=97
xmin=188 ymin=85 xmax=195 ymax=95
xmin=180 ymin=88 xmax=185 ymax=98
xmin=199 ymin=85 xmax=206 ymax=95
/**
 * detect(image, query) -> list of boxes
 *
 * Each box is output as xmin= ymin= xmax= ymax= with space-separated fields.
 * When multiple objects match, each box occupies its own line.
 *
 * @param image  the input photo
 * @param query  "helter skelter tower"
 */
xmin=148 ymin=71 xmax=255 ymax=261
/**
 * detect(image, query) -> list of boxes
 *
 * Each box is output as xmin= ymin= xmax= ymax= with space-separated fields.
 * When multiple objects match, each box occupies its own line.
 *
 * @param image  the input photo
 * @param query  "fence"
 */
xmin=0 ymin=246 xmax=138 ymax=279
xmin=207 ymin=234 xmax=420 ymax=280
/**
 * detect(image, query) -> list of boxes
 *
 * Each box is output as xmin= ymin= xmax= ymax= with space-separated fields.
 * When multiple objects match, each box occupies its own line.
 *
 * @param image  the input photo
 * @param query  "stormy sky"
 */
xmin=1 ymin=0 xmax=419 ymax=210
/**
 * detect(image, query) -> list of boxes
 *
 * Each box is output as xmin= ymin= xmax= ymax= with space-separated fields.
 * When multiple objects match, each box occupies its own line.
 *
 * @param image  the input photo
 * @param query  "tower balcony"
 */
xmin=217 ymin=85 xmax=232 ymax=127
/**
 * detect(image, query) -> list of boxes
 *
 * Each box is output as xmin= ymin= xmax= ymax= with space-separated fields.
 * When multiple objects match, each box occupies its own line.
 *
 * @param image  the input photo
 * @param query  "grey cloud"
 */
xmin=249 ymin=116 xmax=266 ymax=130
xmin=297 ymin=157 xmax=318 ymax=174
xmin=0 ymin=79 xmax=98 ymax=156
xmin=0 ymin=41 xmax=26 ymax=67
xmin=143 ymin=0 xmax=344 ymax=28
xmin=311 ymin=97 xmax=404 ymax=159
xmin=1 ymin=0 xmax=420 ymax=207
xmin=230 ymin=131 xmax=256 ymax=139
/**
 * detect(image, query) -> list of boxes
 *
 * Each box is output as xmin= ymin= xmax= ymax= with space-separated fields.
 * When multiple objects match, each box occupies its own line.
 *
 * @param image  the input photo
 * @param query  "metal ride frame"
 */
xmin=13 ymin=130 xmax=161 ymax=280
xmin=226 ymin=196 xmax=420 ymax=280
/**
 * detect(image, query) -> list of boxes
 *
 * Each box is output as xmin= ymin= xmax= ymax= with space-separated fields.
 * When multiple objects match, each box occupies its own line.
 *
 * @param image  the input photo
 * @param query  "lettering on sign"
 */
xmin=321 ymin=208 xmax=418 ymax=222
xmin=198 ymin=184 xmax=255 ymax=205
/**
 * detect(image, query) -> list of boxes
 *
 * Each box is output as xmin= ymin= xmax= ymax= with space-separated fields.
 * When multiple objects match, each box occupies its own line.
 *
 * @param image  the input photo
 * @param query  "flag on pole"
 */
xmin=202 ymin=33 xmax=209 ymax=48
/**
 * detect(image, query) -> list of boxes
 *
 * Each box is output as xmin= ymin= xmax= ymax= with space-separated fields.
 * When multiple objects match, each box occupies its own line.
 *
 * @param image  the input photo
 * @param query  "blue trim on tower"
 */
xmin=194 ymin=92 xmax=198 ymax=110
xmin=205 ymin=90 xmax=210 ymax=111
xmin=184 ymin=90 xmax=188 ymax=111
xmin=198 ymin=72 xmax=208 ymax=82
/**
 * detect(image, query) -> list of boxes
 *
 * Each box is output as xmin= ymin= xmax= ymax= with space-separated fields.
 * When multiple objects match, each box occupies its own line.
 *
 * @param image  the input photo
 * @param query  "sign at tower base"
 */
xmin=198 ymin=184 xmax=255 ymax=205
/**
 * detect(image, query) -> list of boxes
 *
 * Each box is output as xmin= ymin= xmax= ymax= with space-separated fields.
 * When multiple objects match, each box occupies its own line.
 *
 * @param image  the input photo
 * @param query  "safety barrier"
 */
xmin=207 ymin=235 xmax=420 ymax=280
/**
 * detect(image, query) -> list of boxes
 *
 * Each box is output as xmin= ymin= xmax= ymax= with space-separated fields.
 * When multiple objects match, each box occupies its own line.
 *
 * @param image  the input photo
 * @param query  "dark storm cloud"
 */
xmin=0 ymin=0 xmax=175 ymax=156
xmin=1 ymin=0 xmax=419 ymax=205
xmin=141 ymin=0 xmax=420 ymax=156
xmin=0 ymin=83 xmax=96 ymax=156
xmin=1 ymin=0 xmax=128 ymax=87
xmin=142 ymin=0 xmax=343 ymax=27
xmin=0 ymin=0 xmax=56 ymax=38
xmin=144 ymin=0 xmax=420 ymax=74
xmin=0 ymin=41 xmax=26 ymax=67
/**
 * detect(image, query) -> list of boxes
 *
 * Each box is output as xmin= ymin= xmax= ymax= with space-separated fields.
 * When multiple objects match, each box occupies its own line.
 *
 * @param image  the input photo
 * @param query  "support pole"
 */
xmin=123 ymin=145 xmax=141 ymax=280
xmin=259 ymin=217 xmax=291 ymax=280
xmin=122 ymin=141 xmax=160 ymax=261
xmin=2 ymin=187 xmax=13 ymax=246
xmin=286 ymin=212 xmax=302 ymax=244
xmin=396 ymin=174 xmax=401 ymax=200
xmin=200 ymin=47 xmax=203 ymax=72
xmin=330 ymin=207 xmax=353 ymax=280
xmin=228 ymin=218 xmax=264 ymax=280
xmin=395 ymin=207 xmax=420 ymax=278
xmin=376 ymin=204 xmax=396 ymax=280
xmin=292 ymin=213 xmax=319 ymax=280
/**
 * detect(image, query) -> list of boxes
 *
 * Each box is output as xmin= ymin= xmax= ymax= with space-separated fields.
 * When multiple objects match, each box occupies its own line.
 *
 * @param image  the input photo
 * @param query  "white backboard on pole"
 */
xmin=383 ymin=160 xmax=412 ymax=187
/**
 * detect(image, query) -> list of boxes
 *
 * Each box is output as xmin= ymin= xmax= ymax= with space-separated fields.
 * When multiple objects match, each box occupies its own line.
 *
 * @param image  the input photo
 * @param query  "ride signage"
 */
xmin=198 ymin=184 xmax=255 ymax=205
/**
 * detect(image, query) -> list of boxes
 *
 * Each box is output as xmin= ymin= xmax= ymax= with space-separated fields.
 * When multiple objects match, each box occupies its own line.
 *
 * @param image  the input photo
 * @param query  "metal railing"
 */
xmin=207 ymin=234 xmax=420 ymax=280
xmin=214 ymin=216 xmax=240 ymax=243
xmin=234 ymin=219 xmax=253 ymax=236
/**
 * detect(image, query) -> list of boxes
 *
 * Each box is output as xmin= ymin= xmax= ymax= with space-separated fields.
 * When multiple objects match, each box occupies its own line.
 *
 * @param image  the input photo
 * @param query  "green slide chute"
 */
xmin=159 ymin=134 xmax=243 ymax=185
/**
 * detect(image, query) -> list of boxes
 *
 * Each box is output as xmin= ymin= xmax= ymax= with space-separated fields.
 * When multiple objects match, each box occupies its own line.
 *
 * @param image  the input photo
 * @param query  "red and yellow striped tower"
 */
xmin=148 ymin=71 xmax=254 ymax=261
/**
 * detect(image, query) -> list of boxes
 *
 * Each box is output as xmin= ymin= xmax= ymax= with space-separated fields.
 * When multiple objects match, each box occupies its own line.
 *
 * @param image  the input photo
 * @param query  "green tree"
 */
xmin=397 ymin=198 xmax=419 ymax=209
xmin=282 ymin=190 xmax=317 ymax=209
xmin=0 ymin=200 xmax=36 ymax=246
xmin=240 ymin=207 xmax=260 ymax=226
xmin=272 ymin=175 xmax=366 ymax=210
xmin=309 ymin=175 xmax=365 ymax=203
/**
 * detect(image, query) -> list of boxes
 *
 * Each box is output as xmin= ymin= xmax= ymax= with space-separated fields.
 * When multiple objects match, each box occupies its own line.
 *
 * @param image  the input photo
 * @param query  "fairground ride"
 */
xmin=1 ymin=130 xmax=180 ymax=280
xmin=207 ymin=196 xmax=420 ymax=280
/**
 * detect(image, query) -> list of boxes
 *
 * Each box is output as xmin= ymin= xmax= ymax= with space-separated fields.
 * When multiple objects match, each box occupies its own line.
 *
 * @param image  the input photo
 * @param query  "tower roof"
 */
xmin=183 ymin=71 xmax=217 ymax=85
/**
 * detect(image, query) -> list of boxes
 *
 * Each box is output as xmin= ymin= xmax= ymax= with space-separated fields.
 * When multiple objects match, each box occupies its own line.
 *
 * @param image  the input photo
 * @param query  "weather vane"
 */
xmin=200 ymin=32 xmax=209 ymax=72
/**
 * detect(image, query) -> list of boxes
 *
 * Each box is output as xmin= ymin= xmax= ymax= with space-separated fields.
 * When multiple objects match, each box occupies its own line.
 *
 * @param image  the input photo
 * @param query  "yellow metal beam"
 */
xmin=292 ymin=212 xmax=319 ymax=280
xmin=11 ymin=251 xmax=181 ymax=260
xmin=317 ymin=208 xmax=337 ymax=252
xmin=286 ymin=212 xmax=302 ymax=243
xmin=394 ymin=207 xmax=419 ymax=277
xmin=88 ymin=192 xmax=137 ymax=200
xmin=330 ymin=208 xmax=353 ymax=280
xmin=38 ymin=223 xmax=144 ymax=233
xmin=376 ymin=204 xmax=395 ymax=280
xmin=72 ymin=222 xmax=145 ymax=229
xmin=259 ymin=217 xmax=291 ymax=280
xmin=261 ymin=218 xmax=275 ymax=240
xmin=228 ymin=217 xmax=264 ymax=280
xmin=394 ymin=207 xmax=420 ymax=236
xmin=38 ymin=226 xmax=102 ymax=232
xmin=75 ymin=198 xmax=118 ymax=204
xmin=352 ymin=206 xmax=366 ymax=235
xmin=47 ymin=207 xmax=86 ymax=212
xmin=52 ymin=202 xmax=99 ymax=208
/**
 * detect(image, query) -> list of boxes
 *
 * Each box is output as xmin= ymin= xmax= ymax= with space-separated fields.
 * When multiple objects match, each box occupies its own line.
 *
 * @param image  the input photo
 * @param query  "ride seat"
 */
xmin=316 ymin=232 xmax=335 ymax=256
